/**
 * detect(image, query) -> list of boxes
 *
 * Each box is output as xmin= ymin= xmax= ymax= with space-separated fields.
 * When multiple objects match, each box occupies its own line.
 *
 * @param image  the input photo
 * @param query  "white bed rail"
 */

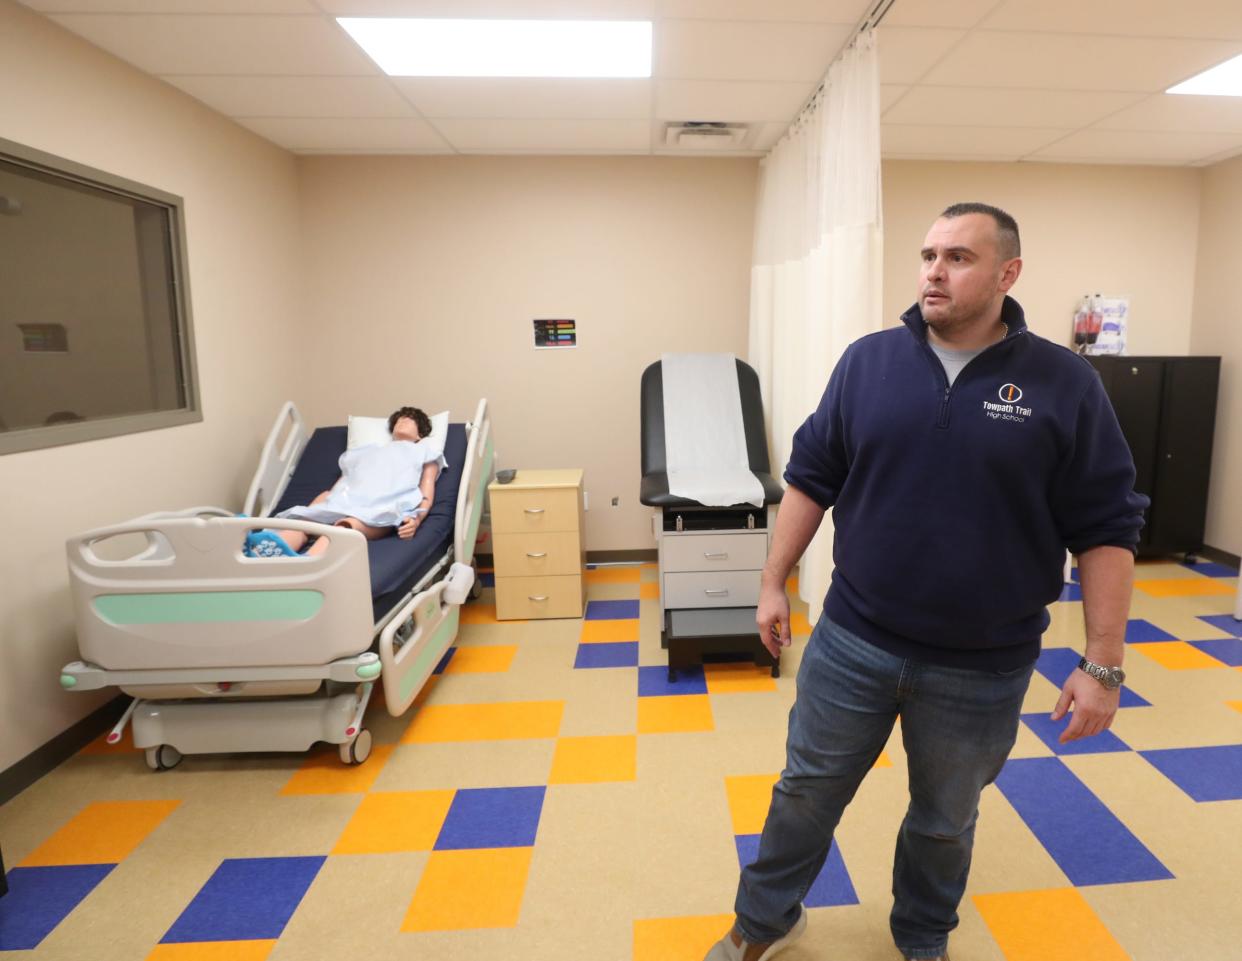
xmin=455 ymin=398 xmax=494 ymax=566
xmin=244 ymin=401 xmax=307 ymax=517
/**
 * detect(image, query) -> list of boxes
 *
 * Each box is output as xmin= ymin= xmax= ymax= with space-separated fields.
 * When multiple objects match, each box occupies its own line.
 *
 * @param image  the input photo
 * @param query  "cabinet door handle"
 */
xmin=704 ymin=552 xmax=729 ymax=560
xmin=528 ymin=595 xmax=549 ymax=601
xmin=526 ymin=551 xmax=548 ymax=558
xmin=704 ymin=589 xmax=729 ymax=596
xmin=524 ymin=507 xmax=545 ymax=514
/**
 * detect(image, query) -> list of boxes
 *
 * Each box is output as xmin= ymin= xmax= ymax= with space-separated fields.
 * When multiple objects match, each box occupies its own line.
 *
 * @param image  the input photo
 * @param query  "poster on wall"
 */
xmin=1072 ymin=295 xmax=1129 ymax=356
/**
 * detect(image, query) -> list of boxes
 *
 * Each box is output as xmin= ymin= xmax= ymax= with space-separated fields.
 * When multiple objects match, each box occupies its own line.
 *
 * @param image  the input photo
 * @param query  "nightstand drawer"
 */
xmin=490 ymin=488 xmax=580 ymax=534
xmin=663 ymin=570 xmax=761 ymax=609
xmin=662 ymin=531 xmax=767 ymax=573
xmin=495 ymin=574 xmax=584 ymax=620
xmin=493 ymin=531 xmax=582 ymax=577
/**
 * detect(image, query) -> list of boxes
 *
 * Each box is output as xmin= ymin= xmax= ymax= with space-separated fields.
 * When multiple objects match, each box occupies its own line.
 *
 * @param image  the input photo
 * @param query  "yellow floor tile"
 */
xmin=1135 ymin=578 xmax=1234 ymax=598
xmin=1135 ymin=640 xmax=1229 ymax=671
xmin=548 ymin=735 xmax=638 ymax=784
xmin=633 ymin=915 xmax=734 ymax=961
xmin=874 ymin=750 xmax=893 ymax=769
xmin=974 ymin=888 xmax=1131 ymax=961
xmin=280 ymin=745 xmax=395 ymax=795
xmin=79 ymin=727 xmax=140 ymax=756
xmin=580 ymin=619 xmax=640 ymax=644
xmin=585 ymin=566 xmax=642 ymax=584
xmin=640 ymin=582 xmax=661 ymax=600
xmin=640 ymin=563 xmax=659 ymax=582
xmin=147 ymin=942 xmax=276 ymax=961
xmin=724 ymin=774 xmax=779 ymax=834
xmin=459 ymin=602 xmax=524 ymax=625
xmin=1229 ymin=700 xmax=1242 ymax=715
xmin=402 ymin=701 xmax=565 ymax=743
xmin=21 ymin=800 xmax=180 ymax=867
xmin=638 ymin=695 xmax=715 ymax=734
xmin=704 ymin=662 xmax=778 ymax=694
xmin=442 ymin=644 xmax=517 ymax=674
xmin=790 ymin=611 xmax=814 ymax=636
xmin=331 ymin=789 xmax=455 ymax=854
xmin=403 ymin=848 xmax=533 ymax=932
xmin=786 ymin=575 xmax=799 ymax=596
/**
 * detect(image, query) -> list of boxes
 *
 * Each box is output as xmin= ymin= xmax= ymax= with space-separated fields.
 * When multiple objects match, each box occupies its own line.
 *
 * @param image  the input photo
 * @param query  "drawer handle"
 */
xmin=524 ymin=508 xmax=546 ymax=514
xmin=528 ymin=595 xmax=549 ymax=602
xmin=526 ymin=551 xmax=548 ymax=558
xmin=704 ymin=589 xmax=729 ymax=596
xmin=704 ymin=552 xmax=729 ymax=560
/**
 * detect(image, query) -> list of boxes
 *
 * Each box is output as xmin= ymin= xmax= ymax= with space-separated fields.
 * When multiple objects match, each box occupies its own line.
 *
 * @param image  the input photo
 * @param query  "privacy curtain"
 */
xmin=748 ymin=29 xmax=883 ymax=622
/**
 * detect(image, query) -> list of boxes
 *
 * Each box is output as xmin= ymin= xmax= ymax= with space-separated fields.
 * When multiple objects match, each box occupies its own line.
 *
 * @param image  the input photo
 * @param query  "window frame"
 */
xmin=0 ymin=136 xmax=201 ymax=456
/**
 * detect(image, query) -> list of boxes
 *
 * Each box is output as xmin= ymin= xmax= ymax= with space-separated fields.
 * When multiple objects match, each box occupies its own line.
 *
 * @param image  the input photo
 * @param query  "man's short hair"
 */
xmin=388 ymin=406 xmax=432 ymax=438
xmin=940 ymin=202 xmax=1021 ymax=260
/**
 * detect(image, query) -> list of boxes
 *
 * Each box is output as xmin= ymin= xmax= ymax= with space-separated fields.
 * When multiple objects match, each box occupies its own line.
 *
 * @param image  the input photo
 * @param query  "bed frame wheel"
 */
xmin=340 ymin=729 xmax=372 ymax=765
xmin=145 ymin=744 xmax=182 ymax=771
xmin=469 ymin=570 xmax=483 ymax=600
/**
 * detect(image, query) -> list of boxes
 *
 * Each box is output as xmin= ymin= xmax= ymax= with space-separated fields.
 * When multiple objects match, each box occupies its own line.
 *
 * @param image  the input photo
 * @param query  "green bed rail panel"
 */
xmin=463 ymin=439 xmax=494 ymax=566
xmin=94 ymin=590 xmax=324 ymax=625
xmin=400 ymin=606 xmax=461 ymax=703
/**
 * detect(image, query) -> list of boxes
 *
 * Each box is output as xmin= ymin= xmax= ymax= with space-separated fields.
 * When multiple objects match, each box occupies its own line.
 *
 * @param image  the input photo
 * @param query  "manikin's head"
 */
xmin=388 ymin=406 xmax=431 ymax=443
xmin=919 ymin=202 xmax=1022 ymax=336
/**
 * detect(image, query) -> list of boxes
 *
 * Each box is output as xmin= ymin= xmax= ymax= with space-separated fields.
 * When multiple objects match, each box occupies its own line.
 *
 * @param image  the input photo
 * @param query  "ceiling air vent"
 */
xmin=664 ymin=121 xmax=750 ymax=150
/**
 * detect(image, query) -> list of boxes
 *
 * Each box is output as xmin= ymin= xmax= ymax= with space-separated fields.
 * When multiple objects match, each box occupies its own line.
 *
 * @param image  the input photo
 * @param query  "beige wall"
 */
xmin=296 ymin=155 xmax=759 ymax=554
xmin=881 ymin=161 xmax=1203 ymax=353
xmin=1190 ymin=153 xmax=1242 ymax=557
xmin=0 ymin=0 xmax=304 ymax=771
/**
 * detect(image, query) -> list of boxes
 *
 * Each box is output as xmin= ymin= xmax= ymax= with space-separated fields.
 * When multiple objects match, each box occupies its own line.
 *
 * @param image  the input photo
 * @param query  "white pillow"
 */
xmin=347 ymin=410 xmax=449 ymax=454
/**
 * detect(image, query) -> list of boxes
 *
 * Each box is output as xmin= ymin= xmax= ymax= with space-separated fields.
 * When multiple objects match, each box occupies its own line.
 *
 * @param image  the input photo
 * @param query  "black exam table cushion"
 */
xmin=272 ymin=423 xmax=468 ymax=622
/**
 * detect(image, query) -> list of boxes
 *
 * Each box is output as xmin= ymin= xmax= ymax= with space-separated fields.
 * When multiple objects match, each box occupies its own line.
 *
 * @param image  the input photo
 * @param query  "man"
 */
xmin=705 ymin=203 xmax=1146 ymax=961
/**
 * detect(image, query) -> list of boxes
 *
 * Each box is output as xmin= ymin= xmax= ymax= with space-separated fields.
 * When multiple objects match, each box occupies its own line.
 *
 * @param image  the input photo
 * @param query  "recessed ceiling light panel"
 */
xmin=1167 ymin=53 xmax=1242 ymax=97
xmin=337 ymin=18 xmax=652 ymax=79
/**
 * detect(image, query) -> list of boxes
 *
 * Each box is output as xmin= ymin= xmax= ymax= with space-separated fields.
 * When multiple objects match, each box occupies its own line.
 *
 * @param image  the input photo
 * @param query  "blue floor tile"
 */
xmin=638 ymin=664 xmax=706 ymax=696
xmin=735 ymin=835 xmax=858 ymax=908
xmin=1034 ymin=648 xmax=1150 ymax=707
xmin=435 ymin=786 xmax=546 ymax=850
xmin=995 ymin=757 xmax=1173 ymax=886
xmin=1181 ymin=560 xmax=1239 ymax=578
xmin=585 ymin=599 xmax=641 ymax=621
xmin=574 ymin=642 xmax=638 ymax=669
xmin=1125 ymin=619 xmax=1178 ymax=644
xmin=479 ymin=571 xmax=495 ymax=587
xmin=1196 ymin=614 xmax=1242 ymax=638
xmin=161 ymin=857 xmax=325 ymax=943
xmin=433 ymin=647 xmax=456 ymax=674
xmin=1057 ymin=583 xmax=1083 ymax=602
xmin=1020 ymin=712 xmax=1131 ymax=755
xmin=1140 ymin=745 xmax=1242 ymax=802
xmin=1188 ymin=637 xmax=1242 ymax=667
xmin=0 ymin=864 xmax=114 ymax=950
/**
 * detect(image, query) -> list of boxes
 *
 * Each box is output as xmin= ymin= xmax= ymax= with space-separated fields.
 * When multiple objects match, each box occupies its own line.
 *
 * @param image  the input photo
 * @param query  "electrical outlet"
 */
xmin=610 ymin=496 xmax=620 ymax=507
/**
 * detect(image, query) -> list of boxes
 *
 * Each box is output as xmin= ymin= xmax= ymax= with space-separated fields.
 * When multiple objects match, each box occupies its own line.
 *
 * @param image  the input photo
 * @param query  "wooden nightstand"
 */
xmin=488 ymin=469 xmax=585 ymax=620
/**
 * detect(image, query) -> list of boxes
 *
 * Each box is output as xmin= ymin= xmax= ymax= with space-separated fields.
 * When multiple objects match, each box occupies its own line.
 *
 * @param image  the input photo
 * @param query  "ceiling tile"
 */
xmin=165 ymin=75 xmax=415 ymax=117
xmin=922 ymin=32 xmax=1242 ymax=92
xmin=23 ymin=0 xmax=313 ymax=10
xmin=981 ymin=0 xmax=1242 ymax=41
xmin=880 ymin=0 xmax=998 ymax=29
xmin=1093 ymin=94 xmax=1242 ymax=133
xmin=657 ymin=19 xmax=852 ymax=82
xmin=237 ymin=116 xmax=450 ymax=151
xmin=319 ymin=0 xmax=654 ymax=15
xmin=884 ymin=86 xmax=1146 ymax=128
xmin=880 ymin=84 xmax=910 ymax=112
xmin=394 ymin=78 xmax=649 ymax=119
xmin=876 ymin=26 xmax=967 ymax=85
xmin=434 ymin=117 xmax=651 ymax=151
xmin=656 ymin=79 xmax=811 ymax=122
xmin=49 ymin=14 xmax=379 ymax=75
xmin=881 ymin=123 xmax=1069 ymax=160
xmin=1029 ymin=128 xmax=1242 ymax=164
xmin=657 ymin=0 xmax=865 ymax=23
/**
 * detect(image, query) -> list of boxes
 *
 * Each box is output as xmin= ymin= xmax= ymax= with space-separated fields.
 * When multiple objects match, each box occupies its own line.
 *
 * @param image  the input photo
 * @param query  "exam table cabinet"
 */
xmin=1087 ymin=356 xmax=1220 ymax=559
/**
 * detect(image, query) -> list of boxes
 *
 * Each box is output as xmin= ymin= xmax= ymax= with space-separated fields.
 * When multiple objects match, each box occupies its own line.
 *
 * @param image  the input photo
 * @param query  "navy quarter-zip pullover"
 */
xmin=784 ymin=296 xmax=1148 ymax=671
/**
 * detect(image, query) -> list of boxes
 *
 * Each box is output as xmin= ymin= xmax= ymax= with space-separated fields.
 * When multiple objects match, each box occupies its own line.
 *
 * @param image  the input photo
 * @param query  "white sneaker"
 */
xmin=704 ymin=907 xmax=807 ymax=961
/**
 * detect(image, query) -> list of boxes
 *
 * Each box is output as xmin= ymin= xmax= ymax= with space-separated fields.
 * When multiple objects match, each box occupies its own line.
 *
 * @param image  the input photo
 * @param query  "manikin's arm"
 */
xmin=397 ymin=463 xmax=441 ymax=539
xmin=757 ymin=485 xmax=826 ymax=657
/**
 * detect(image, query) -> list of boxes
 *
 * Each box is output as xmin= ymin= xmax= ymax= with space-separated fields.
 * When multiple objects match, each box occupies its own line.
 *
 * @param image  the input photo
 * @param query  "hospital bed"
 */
xmin=59 ymin=399 xmax=494 ymax=769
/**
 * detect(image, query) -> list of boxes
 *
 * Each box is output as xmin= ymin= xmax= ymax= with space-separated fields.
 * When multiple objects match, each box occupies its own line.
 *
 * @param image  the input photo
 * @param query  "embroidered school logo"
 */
xmin=999 ymin=383 xmax=1023 ymax=403
xmin=983 ymin=383 xmax=1032 ymax=423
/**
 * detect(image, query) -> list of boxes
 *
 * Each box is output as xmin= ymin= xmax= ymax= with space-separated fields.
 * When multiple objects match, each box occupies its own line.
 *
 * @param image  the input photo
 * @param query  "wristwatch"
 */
xmin=1077 ymin=656 xmax=1125 ymax=690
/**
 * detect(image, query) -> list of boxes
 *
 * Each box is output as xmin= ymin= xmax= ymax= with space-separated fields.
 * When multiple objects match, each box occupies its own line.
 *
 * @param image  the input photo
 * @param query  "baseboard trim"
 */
xmin=0 ymin=696 xmax=126 ymax=807
xmin=1201 ymin=544 xmax=1241 ymax=571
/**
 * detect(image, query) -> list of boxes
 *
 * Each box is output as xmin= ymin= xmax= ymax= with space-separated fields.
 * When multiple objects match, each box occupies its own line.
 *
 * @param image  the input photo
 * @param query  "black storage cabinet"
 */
xmin=1087 ymin=355 xmax=1220 ymax=558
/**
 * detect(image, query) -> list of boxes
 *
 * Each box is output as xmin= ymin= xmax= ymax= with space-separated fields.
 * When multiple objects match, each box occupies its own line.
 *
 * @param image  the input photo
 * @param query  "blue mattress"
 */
xmin=273 ymin=424 xmax=469 ymax=622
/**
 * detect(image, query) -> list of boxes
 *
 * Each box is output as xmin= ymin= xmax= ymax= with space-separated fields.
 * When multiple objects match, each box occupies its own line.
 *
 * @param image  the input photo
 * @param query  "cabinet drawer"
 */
xmin=493 ymin=531 xmax=582 ymax=577
xmin=490 ymin=487 xmax=580 ymax=534
xmin=662 ymin=531 xmax=767 ymax=573
xmin=663 ymin=570 xmax=760 ymax=609
xmin=495 ymin=574 xmax=584 ymax=620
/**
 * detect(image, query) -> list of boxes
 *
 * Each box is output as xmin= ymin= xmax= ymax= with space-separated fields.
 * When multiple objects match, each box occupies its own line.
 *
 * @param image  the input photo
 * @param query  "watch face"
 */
xmin=1103 ymin=667 xmax=1125 ymax=689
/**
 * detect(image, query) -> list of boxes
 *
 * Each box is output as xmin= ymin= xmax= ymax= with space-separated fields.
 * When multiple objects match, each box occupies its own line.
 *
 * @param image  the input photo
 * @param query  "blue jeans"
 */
xmin=734 ymin=616 xmax=1034 ymax=959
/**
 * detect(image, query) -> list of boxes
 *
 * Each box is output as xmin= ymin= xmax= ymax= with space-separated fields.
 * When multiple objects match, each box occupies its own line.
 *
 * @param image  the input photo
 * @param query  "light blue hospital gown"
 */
xmin=279 ymin=439 xmax=444 ymax=529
